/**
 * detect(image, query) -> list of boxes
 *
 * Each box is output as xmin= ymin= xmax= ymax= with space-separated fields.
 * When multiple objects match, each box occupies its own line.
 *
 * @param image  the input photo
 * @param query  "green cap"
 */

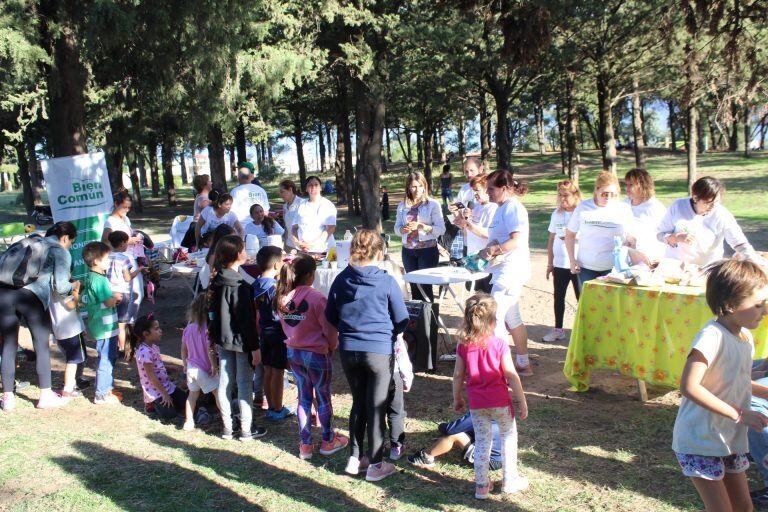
xmin=238 ymin=161 xmax=255 ymax=173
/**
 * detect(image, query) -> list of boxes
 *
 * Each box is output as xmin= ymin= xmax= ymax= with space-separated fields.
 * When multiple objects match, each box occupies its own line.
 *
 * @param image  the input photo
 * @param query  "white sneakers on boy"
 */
xmin=542 ymin=328 xmax=566 ymax=342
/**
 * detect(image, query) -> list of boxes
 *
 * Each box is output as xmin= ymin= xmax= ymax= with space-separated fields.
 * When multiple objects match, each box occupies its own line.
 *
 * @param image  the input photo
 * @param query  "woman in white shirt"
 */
xmin=102 ymin=191 xmax=144 ymax=257
xmin=244 ymin=203 xmax=285 ymax=246
xmin=543 ymin=179 xmax=582 ymax=343
xmin=624 ymin=168 xmax=667 ymax=263
xmin=291 ymin=176 xmax=337 ymax=254
xmin=195 ymin=193 xmax=243 ymax=246
xmin=478 ymin=170 xmax=533 ymax=376
xmin=394 ymin=171 xmax=446 ymax=302
xmin=657 ymin=176 xmax=754 ymax=267
xmin=565 ymin=171 xmax=636 ymax=289
xmin=279 ymin=179 xmax=305 ymax=251
xmin=452 ymin=173 xmax=496 ymax=293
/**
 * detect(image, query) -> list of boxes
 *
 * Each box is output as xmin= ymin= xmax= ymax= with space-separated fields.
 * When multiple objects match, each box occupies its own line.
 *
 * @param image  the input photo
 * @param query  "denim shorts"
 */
xmin=56 ymin=334 xmax=86 ymax=365
xmin=675 ymin=452 xmax=750 ymax=480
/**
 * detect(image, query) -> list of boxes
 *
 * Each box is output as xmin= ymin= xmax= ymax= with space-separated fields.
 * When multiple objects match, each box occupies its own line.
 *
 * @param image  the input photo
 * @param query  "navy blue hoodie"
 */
xmin=252 ymin=276 xmax=285 ymax=340
xmin=325 ymin=265 xmax=409 ymax=354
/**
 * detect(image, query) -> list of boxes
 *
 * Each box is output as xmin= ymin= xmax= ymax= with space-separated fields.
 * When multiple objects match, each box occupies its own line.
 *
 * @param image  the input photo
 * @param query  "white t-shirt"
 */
xmin=230 ymin=183 xmax=270 ymax=223
xmin=548 ymin=209 xmax=575 ymax=269
xmin=49 ymin=295 xmax=85 ymax=340
xmin=104 ymin=214 xmax=132 ymax=237
xmin=656 ymin=198 xmax=753 ymax=267
xmin=283 ymin=196 xmax=306 ymax=249
xmin=457 ymin=182 xmax=474 ymax=207
xmin=244 ymin=221 xmax=285 ymax=246
xmin=200 ymin=206 xmax=238 ymax=236
xmin=566 ymin=199 xmax=636 ymax=271
xmin=625 ymin=197 xmax=667 ymax=263
xmin=466 ymin=202 xmax=498 ymax=255
xmin=672 ymin=320 xmax=753 ymax=456
xmin=487 ymin=198 xmax=531 ymax=285
xmin=293 ymin=197 xmax=337 ymax=252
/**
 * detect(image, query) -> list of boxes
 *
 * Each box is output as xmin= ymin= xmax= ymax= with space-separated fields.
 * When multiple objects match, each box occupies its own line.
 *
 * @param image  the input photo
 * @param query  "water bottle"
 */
xmin=612 ymin=236 xmax=631 ymax=277
xmin=343 ymin=229 xmax=353 ymax=241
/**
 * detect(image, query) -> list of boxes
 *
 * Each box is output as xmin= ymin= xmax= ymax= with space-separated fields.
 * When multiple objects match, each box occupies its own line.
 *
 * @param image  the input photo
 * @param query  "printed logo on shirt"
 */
xmin=583 ymin=219 xmax=621 ymax=228
xmin=282 ymin=299 xmax=309 ymax=326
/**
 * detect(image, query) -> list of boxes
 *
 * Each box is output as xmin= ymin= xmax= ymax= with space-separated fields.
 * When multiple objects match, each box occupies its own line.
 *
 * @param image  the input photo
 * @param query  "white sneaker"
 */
xmin=344 ymin=455 xmax=370 ymax=475
xmin=501 ymin=475 xmax=529 ymax=494
xmin=542 ymin=328 xmax=565 ymax=342
xmin=182 ymin=421 xmax=195 ymax=431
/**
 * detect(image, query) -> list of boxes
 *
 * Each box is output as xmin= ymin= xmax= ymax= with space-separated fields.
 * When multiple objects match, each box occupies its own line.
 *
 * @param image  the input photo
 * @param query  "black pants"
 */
xmin=387 ymin=371 xmax=406 ymax=445
xmin=152 ymin=387 xmax=188 ymax=420
xmin=0 ymin=288 xmax=53 ymax=391
xmin=402 ymin=246 xmax=439 ymax=302
xmin=466 ymin=274 xmax=492 ymax=294
xmin=340 ymin=350 xmax=393 ymax=464
xmin=553 ymin=266 xmax=580 ymax=328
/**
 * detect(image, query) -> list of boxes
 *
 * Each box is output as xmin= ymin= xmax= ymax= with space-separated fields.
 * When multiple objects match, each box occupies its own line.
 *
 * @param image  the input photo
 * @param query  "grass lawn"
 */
xmin=1 ymin=149 xmax=767 ymax=512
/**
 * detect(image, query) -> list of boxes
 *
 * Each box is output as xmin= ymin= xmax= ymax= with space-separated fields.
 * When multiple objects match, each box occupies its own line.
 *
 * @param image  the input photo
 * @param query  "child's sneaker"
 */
xmin=501 ymin=476 xmax=529 ymax=494
xmin=265 ymin=406 xmax=296 ymax=422
xmin=319 ymin=433 xmax=349 ymax=456
xmin=221 ymin=428 xmax=234 ymax=440
xmin=365 ymin=461 xmax=397 ymax=482
xmin=60 ymin=389 xmax=83 ymax=399
xmin=407 ymin=450 xmax=435 ymax=467
xmin=94 ymin=393 xmax=121 ymax=405
xmin=542 ymin=327 xmax=566 ymax=342
xmin=390 ymin=442 xmax=405 ymax=461
xmin=299 ymin=443 xmax=314 ymax=460
xmin=37 ymin=391 xmax=71 ymax=409
xmin=1 ymin=393 xmax=16 ymax=412
xmin=344 ymin=455 xmax=370 ymax=475
xmin=182 ymin=421 xmax=195 ymax=431
xmin=475 ymin=482 xmax=491 ymax=500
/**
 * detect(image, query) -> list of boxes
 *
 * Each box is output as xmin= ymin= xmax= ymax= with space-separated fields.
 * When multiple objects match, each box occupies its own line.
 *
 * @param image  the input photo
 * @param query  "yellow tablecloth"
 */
xmin=563 ymin=280 xmax=768 ymax=391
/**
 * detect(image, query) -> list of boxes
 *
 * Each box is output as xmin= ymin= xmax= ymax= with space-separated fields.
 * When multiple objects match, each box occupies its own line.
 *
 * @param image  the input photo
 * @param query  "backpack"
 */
xmin=0 ymin=236 xmax=55 ymax=288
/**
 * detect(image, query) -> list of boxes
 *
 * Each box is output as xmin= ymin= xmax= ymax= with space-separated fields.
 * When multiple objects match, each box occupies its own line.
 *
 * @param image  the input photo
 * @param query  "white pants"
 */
xmin=491 ymin=282 xmax=524 ymax=339
xmin=470 ymin=406 xmax=518 ymax=486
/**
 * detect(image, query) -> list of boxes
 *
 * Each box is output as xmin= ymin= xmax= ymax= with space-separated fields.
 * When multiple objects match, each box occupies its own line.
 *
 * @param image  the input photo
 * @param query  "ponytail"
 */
xmin=274 ymin=254 xmax=316 ymax=314
xmin=126 ymin=315 xmax=157 ymax=361
xmin=487 ymin=169 xmax=528 ymax=196
xmin=461 ymin=293 xmax=497 ymax=347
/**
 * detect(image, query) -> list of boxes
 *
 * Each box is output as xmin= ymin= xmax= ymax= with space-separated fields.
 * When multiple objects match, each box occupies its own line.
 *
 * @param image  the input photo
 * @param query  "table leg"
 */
xmin=636 ymin=379 xmax=648 ymax=402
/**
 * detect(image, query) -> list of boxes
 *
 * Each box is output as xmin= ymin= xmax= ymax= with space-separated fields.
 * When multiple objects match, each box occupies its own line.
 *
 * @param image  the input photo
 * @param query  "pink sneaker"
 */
xmin=475 ymin=482 xmax=491 ymax=500
xmin=1 ymin=393 xmax=16 ymax=412
xmin=36 ymin=391 xmax=71 ymax=409
xmin=299 ymin=443 xmax=314 ymax=460
xmin=319 ymin=433 xmax=349 ymax=456
xmin=365 ymin=461 xmax=397 ymax=482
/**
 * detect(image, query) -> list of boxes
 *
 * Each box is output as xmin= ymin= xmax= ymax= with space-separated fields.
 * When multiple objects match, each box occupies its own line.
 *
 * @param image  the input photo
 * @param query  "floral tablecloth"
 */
xmin=563 ymin=280 xmax=768 ymax=391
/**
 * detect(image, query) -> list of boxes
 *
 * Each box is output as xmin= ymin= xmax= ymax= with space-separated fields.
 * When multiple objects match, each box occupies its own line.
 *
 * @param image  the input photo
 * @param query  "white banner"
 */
xmin=41 ymin=152 xmax=113 ymax=278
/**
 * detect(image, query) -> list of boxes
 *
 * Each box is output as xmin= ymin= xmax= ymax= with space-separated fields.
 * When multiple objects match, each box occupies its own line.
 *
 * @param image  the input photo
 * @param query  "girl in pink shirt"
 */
xmin=275 ymin=254 xmax=347 ymax=461
xmin=453 ymin=293 xmax=529 ymax=500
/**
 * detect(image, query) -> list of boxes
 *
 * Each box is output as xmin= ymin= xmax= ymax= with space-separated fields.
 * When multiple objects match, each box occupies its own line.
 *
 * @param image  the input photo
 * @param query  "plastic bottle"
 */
xmin=343 ymin=229 xmax=353 ymax=241
xmin=612 ymin=236 xmax=631 ymax=277
xmin=456 ymin=252 xmax=489 ymax=272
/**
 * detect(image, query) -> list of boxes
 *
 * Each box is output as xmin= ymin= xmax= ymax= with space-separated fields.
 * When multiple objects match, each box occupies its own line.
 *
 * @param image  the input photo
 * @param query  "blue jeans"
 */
xmin=95 ymin=336 xmax=118 ymax=399
xmin=577 ymin=268 xmax=610 ymax=292
xmin=217 ymin=349 xmax=254 ymax=436
xmin=749 ymin=374 xmax=768 ymax=485
xmin=442 ymin=411 xmax=502 ymax=462
xmin=402 ymin=246 xmax=440 ymax=302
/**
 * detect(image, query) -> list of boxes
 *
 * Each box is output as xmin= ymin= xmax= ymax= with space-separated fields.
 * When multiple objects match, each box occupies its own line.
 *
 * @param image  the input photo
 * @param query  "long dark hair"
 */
xmin=206 ymin=224 xmax=236 ymax=264
xmin=46 ymin=221 xmax=77 ymax=241
xmin=126 ymin=315 xmax=158 ymax=361
xmin=274 ymin=254 xmax=316 ymax=314
xmin=249 ymin=203 xmax=275 ymax=234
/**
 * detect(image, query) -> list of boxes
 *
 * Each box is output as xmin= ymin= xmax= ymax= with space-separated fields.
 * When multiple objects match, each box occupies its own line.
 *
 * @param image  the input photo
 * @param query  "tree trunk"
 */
xmin=416 ymin=131 xmax=423 ymax=165
xmin=640 ymin=98 xmax=649 ymax=146
xmin=293 ymin=113 xmax=307 ymax=191
xmin=596 ymin=74 xmax=617 ymax=173
xmin=760 ymin=116 xmax=767 ymax=150
xmin=556 ymin=104 xmax=566 ymax=174
xmin=137 ymin=150 xmax=149 ymax=188
xmin=178 ymin=146 xmax=188 ymax=185
xmin=581 ymin=110 xmax=600 ymax=149
xmin=15 ymin=143 xmax=36 ymax=213
xmin=457 ymin=117 xmax=466 ymax=158
xmin=26 ymin=139 xmax=44 ymax=202
xmin=326 ymin=124 xmax=334 ymax=162
xmin=536 ymin=103 xmax=546 ymax=156
xmin=743 ymin=105 xmax=751 ymax=158
xmin=227 ymin=144 xmax=236 ymax=182
xmin=235 ymin=119 xmax=247 ymax=164
xmin=394 ymin=129 xmax=411 ymax=165
xmin=423 ymin=128 xmax=435 ymax=187
xmin=404 ymin=128 xmax=412 ymax=164
xmin=161 ymin=135 xmax=177 ymax=206
xmin=207 ymin=124 xmax=227 ymax=191
xmin=687 ymin=105 xmax=697 ymax=191
xmin=566 ymin=75 xmax=580 ymax=182
xmin=105 ymin=127 xmax=125 ymax=193
xmin=318 ymin=124 xmax=327 ymax=173
xmin=385 ymin=128 xmax=392 ymax=163
xmin=342 ymin=111 xmax=355 ymax=214
xmin=439 ymin=128 xmax=447 ymax=164
xmin=728 ymin=102 xmax=739 ymax=151
xmin=631 ymin=78 xmax=647 ymax=169
xmin=125 ymin=148 xmax=143 ymax=212
xmin=668 ymin=100 xmax=678 ymax=150
xmin=38 ymin=0 xmax=88 ymax=157
xmin=147 ymin=141 xmax=161 ymax=197
xmin=353 ymin=78 xmax=384 ymax=230
xmin=480 ymin=93 xmax=491 ymax=168
xmin=334 ymin=121 xmax=347 ymax=204
xmin=697 ymin=113 xmax=707 ymax=153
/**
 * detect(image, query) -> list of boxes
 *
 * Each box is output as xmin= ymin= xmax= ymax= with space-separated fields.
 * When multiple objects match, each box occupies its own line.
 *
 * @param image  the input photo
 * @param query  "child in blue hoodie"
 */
xmin=252 ymin=246 xmax=294 ymax=421
xmin=326 ymin=229 xmax=410 ymax=482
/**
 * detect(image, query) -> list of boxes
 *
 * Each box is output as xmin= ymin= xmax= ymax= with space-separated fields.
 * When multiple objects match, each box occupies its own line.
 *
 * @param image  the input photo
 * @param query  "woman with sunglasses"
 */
xmin=565 ymin=171 xmax=637 ymax=290
xmin=657 ymin=176 xmax=754 ymax=267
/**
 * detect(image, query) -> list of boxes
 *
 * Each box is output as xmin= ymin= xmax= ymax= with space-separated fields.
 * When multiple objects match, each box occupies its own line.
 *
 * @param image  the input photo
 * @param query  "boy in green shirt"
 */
xmin=82 ymin=242 xmax=123 ymax=405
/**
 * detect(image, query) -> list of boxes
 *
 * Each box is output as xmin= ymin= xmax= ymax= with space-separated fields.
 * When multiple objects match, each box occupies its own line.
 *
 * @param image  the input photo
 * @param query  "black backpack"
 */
xmin=0 ymin=236 xmax=55 ymax=288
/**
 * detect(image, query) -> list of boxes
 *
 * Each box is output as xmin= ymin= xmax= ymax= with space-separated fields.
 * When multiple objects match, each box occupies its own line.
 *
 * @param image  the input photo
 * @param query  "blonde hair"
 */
xmin=593 ymin=171 xmax=620 ymax=200
xmin=404 ymin=172 xmax=431 ymax=206
xmin=187 ymin=293 xmax=208 ymax=327
xmin=624 ymin=168 xmax=655 ymax=203
xmin=350 ymin=229 xmax=384 ymax=264
xmin=460 ymin=293 xmax=497 ymax=346
xmin=557 ymin=179 xmax=582 ymax=212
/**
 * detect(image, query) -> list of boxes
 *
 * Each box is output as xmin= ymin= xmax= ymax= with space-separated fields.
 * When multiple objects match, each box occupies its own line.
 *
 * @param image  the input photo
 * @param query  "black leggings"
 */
xmin=553 ymin=266 xmax=580 ymax=328
xmin=0 ymin=288 xmax=53 ymax=391
xmin=340 ymin=350 xmax=393 ymax=464
xmin=387 ymin=371 xmax=405 ymax=445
